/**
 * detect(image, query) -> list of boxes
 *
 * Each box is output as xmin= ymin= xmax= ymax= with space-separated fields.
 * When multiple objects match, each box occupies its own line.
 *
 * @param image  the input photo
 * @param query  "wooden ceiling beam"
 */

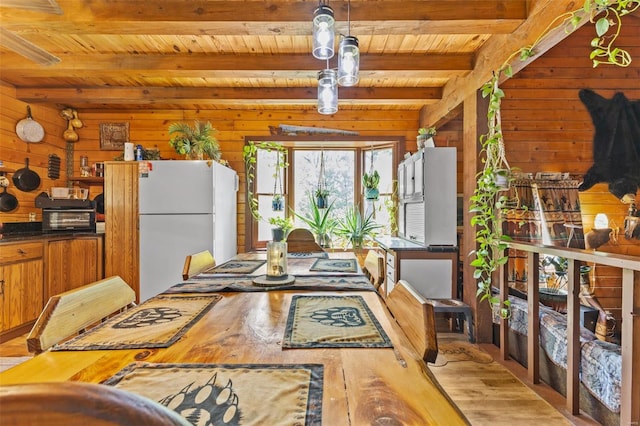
xmin=0 ymin=53 xmax=473 ymax=72
xmin=0 ymin=1 xmax=527 ymax=35
xmin=15 ymin=86 xmax=443 ymax=104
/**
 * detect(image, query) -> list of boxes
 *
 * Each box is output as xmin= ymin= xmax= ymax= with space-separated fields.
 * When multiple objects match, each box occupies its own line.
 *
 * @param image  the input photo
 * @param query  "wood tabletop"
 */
xmin=0 ymin=255 xmax=467 ymax=425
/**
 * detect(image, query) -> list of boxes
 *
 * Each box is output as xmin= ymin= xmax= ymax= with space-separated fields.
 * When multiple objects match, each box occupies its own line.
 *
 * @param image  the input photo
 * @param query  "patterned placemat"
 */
xmin=283 ymin=295 xmax=392 ymax=349
xmin=164 ymin=275 xmax=375 ymax=294
xmin=103 ymin=362 xmax=323 ymax=426
xmin=204 ymin=259 xmax=266 ymax=274
xmin=52 ymin=295 xmax=221 ymax=351
xmin=288 ymin=252 xmax=329 ymax=259
xmin=309 ymin=258 xmax=358 ymax=273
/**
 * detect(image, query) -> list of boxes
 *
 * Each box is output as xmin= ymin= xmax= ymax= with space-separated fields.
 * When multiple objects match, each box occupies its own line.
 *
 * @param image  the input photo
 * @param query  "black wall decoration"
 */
xmin=578 ymin=89 xmax=640 ymax=202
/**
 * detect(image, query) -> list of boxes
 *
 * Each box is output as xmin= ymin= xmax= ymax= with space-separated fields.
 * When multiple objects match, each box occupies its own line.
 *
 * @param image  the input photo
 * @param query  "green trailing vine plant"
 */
xmin=470 ymin=0 xmax=637 ymax=318
xmin=242 ymin=141 xmax=289 ymax=223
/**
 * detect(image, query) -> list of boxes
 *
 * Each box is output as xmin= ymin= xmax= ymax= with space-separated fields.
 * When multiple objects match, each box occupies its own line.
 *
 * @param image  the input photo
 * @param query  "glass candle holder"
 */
xmin=266 ymin=240 xmax=287 ymax=278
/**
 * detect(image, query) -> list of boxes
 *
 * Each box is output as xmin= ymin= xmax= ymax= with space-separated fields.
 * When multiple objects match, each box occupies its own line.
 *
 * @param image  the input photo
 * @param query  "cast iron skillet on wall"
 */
xmin=0 ymin=186 xmax=18 ymax=212
xmin=12 ymin=158 xmax=41 ymax=192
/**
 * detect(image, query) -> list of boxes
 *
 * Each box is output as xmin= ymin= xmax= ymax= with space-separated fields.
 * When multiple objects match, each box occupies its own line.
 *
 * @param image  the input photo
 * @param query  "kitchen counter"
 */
xmin=0 ymin=222 xmax=103 ymax=243
xmin=375 ymin=236 xmax=457 ymax=252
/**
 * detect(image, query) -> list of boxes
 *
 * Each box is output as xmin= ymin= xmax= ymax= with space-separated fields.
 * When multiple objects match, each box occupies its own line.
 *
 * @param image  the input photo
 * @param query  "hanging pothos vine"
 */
xmin=243 ymin=141 xmax=289 ymax=226
xmin=470 ymin=0 xmax=638 ymax=318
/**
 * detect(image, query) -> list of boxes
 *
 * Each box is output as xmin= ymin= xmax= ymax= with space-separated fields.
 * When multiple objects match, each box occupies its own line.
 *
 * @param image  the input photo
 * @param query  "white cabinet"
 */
xmin=398 ymin=147 xmax=456 ymax=246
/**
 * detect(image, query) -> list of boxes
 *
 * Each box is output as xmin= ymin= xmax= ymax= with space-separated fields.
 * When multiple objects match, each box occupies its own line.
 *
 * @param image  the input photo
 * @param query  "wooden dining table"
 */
xmin=0 ymin=252 xmax=468 ymax=425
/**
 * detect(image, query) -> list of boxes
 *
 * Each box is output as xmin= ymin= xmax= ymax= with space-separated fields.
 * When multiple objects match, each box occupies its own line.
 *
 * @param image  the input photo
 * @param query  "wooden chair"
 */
xmin=363 ymin=249 xmax=385 ymax=291
xmin=0 ymin=381 xmax=190 ymax=425
xmin=286 ymin=228 xmax=324 ymax=253
xmin=182 ymin=250 xmax=215 ymax=280
xmin=26 ymin=276 xmax=136 ymax=354
xmin=386 ymin=279 xmax=438 ymax=363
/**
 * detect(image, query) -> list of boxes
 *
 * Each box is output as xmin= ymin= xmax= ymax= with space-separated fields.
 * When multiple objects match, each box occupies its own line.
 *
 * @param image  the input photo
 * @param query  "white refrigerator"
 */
xmin=138 ymin=160 xmax=238 ymax=301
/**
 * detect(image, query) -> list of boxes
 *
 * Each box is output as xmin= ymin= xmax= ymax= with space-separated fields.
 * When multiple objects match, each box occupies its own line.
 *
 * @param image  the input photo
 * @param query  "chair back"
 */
xmin=27 ymin=276 xmax=136 ymax=354
xmin=286 ymin=228 xmax=324 ymax=253
xmin=0 ymin=381 xmax=190 ymax=425
xmin=386 ymin=279 xmax=438 ymax=363
xmin=363 ymin=250 xmax=385 ymax=290
xmin=182 ymin=250 xmax=215 ymax=280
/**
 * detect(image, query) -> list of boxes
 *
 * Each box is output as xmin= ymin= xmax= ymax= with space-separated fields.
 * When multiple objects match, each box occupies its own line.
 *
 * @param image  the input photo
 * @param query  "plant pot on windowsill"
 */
xmin=271 ymin=227 xmax=286 ymax=242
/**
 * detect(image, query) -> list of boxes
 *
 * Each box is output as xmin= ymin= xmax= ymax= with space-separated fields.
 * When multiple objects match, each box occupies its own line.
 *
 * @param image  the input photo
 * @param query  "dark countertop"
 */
xmin=0 ymin=222 xmax=103 ymax=244
xmin=375 ymin=236 xmax=457 ymax=252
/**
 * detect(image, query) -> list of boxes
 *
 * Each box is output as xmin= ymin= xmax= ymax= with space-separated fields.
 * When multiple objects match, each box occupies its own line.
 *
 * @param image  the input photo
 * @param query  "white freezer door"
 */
xmin=139 ymin=160 xmax=213 ymax=214
xmin=139 ymin=213 xmax=214 ymax=302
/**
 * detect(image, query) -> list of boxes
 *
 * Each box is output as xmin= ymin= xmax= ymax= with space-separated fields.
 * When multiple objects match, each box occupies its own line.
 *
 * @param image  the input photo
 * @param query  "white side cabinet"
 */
xmin=377 ymin=237 xmax=458 ymax=300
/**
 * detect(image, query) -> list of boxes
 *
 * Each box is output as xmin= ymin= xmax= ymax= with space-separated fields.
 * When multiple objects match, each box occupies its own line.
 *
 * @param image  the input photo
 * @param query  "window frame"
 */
xmin=243 ymin=136 xmax=405 ymax=252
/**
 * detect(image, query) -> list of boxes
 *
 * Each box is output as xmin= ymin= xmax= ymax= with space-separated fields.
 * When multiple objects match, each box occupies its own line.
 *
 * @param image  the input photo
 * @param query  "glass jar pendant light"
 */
xmin=317 ymin=69 xmax=338 ymax=114
xmin=338 ymin=35 xmax=359 ymax=86
xmin=312 ymin=4 xmax=335 ymax=60
xmin=338 ymin=0 xmax=359 ymax=86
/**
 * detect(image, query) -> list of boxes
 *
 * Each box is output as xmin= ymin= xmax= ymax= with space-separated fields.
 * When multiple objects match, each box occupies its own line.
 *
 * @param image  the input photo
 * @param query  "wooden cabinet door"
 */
xmin=0 ymin=259 xmax=44 ymax=332
xmin=45 ymin=236 xmax=103 ymax=299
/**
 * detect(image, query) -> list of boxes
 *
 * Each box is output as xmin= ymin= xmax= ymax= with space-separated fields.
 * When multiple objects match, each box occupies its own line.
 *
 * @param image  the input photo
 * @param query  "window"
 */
xmin=247 ymin=140 xmax=398 ymax=250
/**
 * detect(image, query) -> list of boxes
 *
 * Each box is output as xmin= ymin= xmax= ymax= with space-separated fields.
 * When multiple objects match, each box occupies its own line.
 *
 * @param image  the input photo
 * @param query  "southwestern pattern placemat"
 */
xmin=309 ymin=258 xmax=358 ymax=273
xmin=164 ymin=275 xmax=375 ymax=294
xmin=104 ymin=362 xmax=323 ymax=426
xmin=204 ymin=259 xmax=266 ymax=274
xmin=52 ymin=295 xmax=221 ymax=351
xmin=283 ymin=295 xmax=392 ymax=349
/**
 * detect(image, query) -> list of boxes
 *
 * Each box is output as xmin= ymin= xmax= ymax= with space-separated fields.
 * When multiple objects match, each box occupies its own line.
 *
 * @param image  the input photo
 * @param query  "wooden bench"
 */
xmin=182 ymin=250 xmax=215 ymax=280
xmin=363 ymin=249 xmax=385 ymax=291
xmin=386 ymin=279 xmax=438 ymax=363
xmin=26 ymin=276 xmax=136 ymax=354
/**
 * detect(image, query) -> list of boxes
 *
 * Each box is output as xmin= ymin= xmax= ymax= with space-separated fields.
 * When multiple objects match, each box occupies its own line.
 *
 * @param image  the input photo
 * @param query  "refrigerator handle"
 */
xmin=234 ymin=175 xmax=239 ymax=192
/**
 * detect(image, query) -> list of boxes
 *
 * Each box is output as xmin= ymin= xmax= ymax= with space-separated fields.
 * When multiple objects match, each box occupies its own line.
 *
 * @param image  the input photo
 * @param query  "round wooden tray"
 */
xmin=252 ymin=274 xmax=295 ymax=287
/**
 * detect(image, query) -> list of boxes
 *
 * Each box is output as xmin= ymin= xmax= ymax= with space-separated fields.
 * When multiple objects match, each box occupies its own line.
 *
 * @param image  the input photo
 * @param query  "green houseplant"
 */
xmin=243 ymin=141 xmax=288 ymax=221
xmin=268 ymin=215 xmax=293 ymax=241
xmin=168 ymin=120 xmax=221 ymax=160
xmin=315 ymin=188 xmax=329 ymax=209
xmin=335 ymin=205 xmax=383 ymax=249
xmin=417 ymin=127 xmax=436 ymax=149
xmin=362 ymin=170 xmax=380 ymax=200
xmin=293 ymin=193 xmax=338 ymax=248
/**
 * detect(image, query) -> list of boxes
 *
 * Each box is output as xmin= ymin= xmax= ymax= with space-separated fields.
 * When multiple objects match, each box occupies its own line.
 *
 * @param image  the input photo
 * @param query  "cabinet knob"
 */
xmin=17 ymin=248 xmax=26 ymax=255
xmin=0 ymin=279 xmax=4 ymax=295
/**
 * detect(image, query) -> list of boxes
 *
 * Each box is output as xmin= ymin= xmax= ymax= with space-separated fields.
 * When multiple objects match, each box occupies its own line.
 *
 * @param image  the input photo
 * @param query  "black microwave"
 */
xmin=42 ymin=209 xmax=96 ymax=232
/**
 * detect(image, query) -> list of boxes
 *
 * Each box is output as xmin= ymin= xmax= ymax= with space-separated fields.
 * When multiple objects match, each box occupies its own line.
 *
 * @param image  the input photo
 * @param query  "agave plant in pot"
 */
xmin=335 ymin=204 xmax=383 ymax=266
xmin=293 ymin=193 xmax=338 ymax=248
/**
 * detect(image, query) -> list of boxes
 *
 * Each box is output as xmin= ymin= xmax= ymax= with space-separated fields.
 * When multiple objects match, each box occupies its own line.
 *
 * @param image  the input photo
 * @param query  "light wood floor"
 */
xmin=0 ymin=332 xmax=600 ymax=424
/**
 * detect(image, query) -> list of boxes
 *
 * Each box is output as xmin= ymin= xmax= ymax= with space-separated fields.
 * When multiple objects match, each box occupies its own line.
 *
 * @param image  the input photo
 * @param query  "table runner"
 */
xmin=283 ymin=295 xmax=392 ymax=349
xmin=204 ymin=259 xmax=266 ymax=274
xmin=309 ymin=258 xmax=358 ymax=273
xmin=288 ymin=252 xmax=329 ymax=259
xmin=103 ymin=362 xmax=323 ymax=426
xmin=52 ymin=295 xmax=221 ymax=351
xmin=164 ymin=275 xmax=375 ymax=294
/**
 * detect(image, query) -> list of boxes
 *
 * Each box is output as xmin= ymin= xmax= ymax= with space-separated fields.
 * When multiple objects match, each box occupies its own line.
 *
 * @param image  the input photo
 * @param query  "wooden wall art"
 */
xmin=100 ymin=122 xmax=129 ymax=150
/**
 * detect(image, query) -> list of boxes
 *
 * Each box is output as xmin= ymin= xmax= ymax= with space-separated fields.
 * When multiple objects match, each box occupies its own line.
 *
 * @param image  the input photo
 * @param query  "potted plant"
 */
xmin=272 ymin=194 xmax=284 ymax=211
xmin=335 ymin=204 xmax=383 ymax=264
xmin=417 ymin=127 xmax=436 ymax=149
xmin=293 ymin=193 xmax=338 ymax=248
xmin=168 ymin=120 xmax=221 ymax=160
xmin=362 ymin=170 xmax=380 ymax=200
xmin=268 ymin=215 xmax=293 ymax=242
xmin=315 ymin=188 xmax=329 ymax=209
xmin=243 ymin=141 xmax=288 ymax=221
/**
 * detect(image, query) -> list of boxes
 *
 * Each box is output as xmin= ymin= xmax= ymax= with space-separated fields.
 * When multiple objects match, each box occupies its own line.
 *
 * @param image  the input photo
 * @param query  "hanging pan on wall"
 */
xmin=12 ymin=158 xmax=41 ymax=192
xmin=0 ymin=187 xmax=18 ymax=212
xmin=15 ymin=106 xmax=45 ymax=143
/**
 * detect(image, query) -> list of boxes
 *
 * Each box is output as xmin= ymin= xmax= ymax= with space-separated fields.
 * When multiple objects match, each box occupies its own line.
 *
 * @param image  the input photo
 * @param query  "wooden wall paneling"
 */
xmin=499 ymin=16 xmax=640 ymax=330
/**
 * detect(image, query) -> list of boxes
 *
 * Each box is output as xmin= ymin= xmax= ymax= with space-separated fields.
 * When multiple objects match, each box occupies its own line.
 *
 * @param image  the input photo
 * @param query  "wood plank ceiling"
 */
xmin=0 ymin=0 xmax=581 ymax=119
